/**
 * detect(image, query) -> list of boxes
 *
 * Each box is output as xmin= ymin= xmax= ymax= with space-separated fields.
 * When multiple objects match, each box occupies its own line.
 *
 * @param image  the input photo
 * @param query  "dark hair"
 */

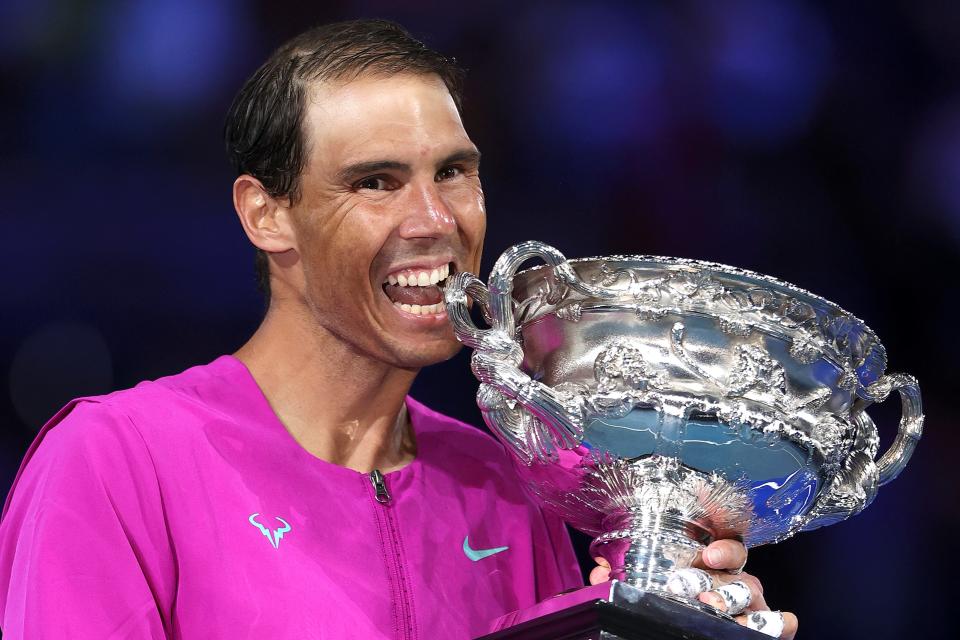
xmin=224 ymin=19 xmax=466 ymax=302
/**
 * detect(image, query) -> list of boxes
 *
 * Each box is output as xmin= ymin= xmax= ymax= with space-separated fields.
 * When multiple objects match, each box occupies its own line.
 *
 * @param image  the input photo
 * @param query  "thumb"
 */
xmin=589 ymin=564 xmax=611 ymax=585
xmin=590 ymin=557 xmax=611 ymax=585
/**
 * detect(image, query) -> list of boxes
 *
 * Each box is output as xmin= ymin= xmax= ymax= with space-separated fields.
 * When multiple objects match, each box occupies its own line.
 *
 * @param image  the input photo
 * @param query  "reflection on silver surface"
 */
xmin=446 ymin=241 xmax=923 ymax=604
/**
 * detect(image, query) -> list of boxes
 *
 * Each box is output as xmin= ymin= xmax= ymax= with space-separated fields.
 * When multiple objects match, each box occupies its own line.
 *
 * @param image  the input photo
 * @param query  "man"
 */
xmin=0 ymin=19 xmax=796 ymax=639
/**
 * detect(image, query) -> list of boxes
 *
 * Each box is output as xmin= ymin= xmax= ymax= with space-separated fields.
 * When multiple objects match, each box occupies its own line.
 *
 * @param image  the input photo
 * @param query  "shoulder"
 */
xmin=3 ymin=357 xmax=242 ymax=506
xmin=39 ymin=356 xmax=255 ymax=451
xmin=6 ymin=366 xmax=203 ymax=480
xmin=16 ymin=392 xmax=159 ymax=474
xmin=0 ymin=396 xmax=157 ymax=528
xmin=101 ymin=356 xmax=245 ymax=426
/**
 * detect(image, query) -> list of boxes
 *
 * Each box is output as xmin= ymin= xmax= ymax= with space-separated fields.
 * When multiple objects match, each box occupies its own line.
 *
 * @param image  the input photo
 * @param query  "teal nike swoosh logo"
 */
xmin=463 ymin=535 xmax=509 ymax=561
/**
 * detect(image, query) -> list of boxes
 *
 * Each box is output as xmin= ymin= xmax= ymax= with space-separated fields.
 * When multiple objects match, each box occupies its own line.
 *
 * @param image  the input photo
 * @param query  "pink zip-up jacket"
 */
xmin=0 ymin=356 xmax=582 ymax=639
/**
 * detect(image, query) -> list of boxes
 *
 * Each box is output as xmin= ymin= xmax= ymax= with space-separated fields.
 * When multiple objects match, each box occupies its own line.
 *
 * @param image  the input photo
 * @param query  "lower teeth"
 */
xmin=394 ymin=302 xmax=444 ymax=316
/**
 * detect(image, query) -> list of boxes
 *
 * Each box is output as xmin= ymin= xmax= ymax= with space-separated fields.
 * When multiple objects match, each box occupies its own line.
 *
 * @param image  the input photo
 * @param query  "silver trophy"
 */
xmin=447 ymin=241 xmax=923 ymax=638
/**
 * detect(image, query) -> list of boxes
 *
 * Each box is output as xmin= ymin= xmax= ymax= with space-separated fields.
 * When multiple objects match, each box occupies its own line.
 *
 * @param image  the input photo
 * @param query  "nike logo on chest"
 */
xmin=462 ymin=536 xmax=509 ymax=561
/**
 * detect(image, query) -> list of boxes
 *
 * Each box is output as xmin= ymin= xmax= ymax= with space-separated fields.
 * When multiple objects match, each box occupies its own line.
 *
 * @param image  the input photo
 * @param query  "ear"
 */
xmin=233 ymin=176 xmax=296 ymax=253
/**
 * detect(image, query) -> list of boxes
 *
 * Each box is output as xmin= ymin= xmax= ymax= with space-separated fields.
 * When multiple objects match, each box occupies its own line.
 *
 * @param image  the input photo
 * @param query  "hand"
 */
xmin=590 ymin=539 xmax=798 ymax=639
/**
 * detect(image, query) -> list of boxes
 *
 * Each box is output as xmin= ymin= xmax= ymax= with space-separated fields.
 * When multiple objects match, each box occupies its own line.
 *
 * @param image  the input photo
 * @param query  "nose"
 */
xmin=398 ymin=182 xmax=457 ymax=239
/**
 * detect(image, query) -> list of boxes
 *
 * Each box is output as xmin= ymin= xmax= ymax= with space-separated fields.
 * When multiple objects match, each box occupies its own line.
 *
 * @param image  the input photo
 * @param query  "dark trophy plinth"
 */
xmin=478 ymin=582 xmax=770 ymax=640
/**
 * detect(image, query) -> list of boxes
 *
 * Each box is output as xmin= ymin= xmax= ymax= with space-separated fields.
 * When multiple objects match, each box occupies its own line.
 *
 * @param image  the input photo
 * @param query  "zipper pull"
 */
xmin=369 ymin=469 xmax=391 ymax=504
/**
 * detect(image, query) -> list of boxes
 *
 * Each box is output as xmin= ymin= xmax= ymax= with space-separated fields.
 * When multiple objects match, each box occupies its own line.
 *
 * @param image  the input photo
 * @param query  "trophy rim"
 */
xmin=511 ymin=254 xmax=889 ymax=388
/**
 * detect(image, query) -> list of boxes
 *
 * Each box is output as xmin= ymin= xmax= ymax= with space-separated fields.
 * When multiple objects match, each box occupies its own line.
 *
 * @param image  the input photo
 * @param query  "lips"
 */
xmin=382 ymin=263 xmax=452 ymax=316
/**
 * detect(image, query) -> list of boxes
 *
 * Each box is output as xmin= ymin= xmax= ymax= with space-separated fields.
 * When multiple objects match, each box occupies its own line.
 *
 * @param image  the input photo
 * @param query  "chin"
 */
xmin=389 ymin=338 xmax=463 ymax=370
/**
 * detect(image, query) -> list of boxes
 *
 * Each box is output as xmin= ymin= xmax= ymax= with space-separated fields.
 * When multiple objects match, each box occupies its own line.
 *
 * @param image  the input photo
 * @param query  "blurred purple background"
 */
xmin=1 ymin=0 xmax=956 ymax=637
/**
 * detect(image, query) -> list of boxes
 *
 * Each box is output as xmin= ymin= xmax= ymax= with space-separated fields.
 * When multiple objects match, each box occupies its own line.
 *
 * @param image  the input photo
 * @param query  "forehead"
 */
xmin=303 ymin=73 xmax=472 ymax=168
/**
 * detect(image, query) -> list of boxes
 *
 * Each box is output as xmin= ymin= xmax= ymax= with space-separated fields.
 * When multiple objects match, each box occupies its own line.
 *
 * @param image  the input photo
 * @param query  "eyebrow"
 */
xmin=440 ymin=148 xmax=482 ymax=168
xmin=335 ymin=148 xmax=481 ymax=184
xmin=336 ymin=160 xmax=410 ymax=184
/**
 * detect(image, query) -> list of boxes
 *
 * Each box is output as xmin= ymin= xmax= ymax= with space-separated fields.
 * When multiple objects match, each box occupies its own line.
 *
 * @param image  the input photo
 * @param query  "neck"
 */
xmin=235 ymin=301 xmax=418 ymax=474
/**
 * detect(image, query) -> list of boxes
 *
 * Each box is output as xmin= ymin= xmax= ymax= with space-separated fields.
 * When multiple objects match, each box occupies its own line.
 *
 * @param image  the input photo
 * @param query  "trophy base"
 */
xmin=477 ymin=581 xmax=770 ymax=640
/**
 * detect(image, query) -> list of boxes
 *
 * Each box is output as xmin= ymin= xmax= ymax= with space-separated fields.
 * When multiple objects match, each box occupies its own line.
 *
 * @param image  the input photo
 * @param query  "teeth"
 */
xmin=384 ymin=263 xmax=453 ymax=287
xmin=392 ymin=301 xmax=445 ymax=316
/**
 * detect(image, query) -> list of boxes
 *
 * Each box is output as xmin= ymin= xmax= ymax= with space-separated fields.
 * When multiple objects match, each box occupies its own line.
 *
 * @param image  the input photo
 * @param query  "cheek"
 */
xmin=450 ymin=185 xmax=487 ymax=241
xmin=297 ymin=236 xmax=334 ymax=285
xmin=467 ymin=200 xmax=487 ymax=264
xmin=301 ymin=213 xmax=379 ymax=278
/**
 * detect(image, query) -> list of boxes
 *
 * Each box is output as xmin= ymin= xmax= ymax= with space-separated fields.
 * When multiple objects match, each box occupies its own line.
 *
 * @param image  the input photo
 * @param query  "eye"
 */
xmin=435 ymin=166 xmax=462 ymax=182
xmin=354 ymin=176 xmax=395 ymax=191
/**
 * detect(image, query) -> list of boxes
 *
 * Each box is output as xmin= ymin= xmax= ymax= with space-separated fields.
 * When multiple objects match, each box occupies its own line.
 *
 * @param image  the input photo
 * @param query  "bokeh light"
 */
xmin=697 ymin=0 xmax=832 ymax=147
xmin=909 ymin=99 xmax=960 ymax=244
xmin=9 ymin=322 xmax=113 ymax=430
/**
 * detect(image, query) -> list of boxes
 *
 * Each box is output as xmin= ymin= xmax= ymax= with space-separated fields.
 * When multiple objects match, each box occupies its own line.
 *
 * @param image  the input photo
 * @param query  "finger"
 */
xmin=589 ymin=564 xmax=611 ymax=585
xmin=702 ymin=572 xmax=766 ymax=610
xmin=665 ymin=568 xmax=713 ymax=597
xmin=699 ymin=580 xmax=752 ymax=615
xmin=667 ymin=567 xmax=768 ymax=613
xmin=733 ymin=610 xmax=797 ymax=639
xmin=781 ymin=612 xmax=799 ymax=640
xmin=696 ymin=539 xmax=748 ymax=572
xmin=592 ymin=556 xmax=610 ymax=569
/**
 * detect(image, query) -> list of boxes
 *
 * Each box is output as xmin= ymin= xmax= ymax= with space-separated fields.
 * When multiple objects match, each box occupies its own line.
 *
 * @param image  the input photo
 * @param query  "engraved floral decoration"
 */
xmin=725 ymin=345 xmax=788 ymax=398
xmin=513 ymin=256 xmax=888 ymax=386
xmin=576 ymin=327 xmax=851 ymax=467
xmin=594 ymin=343 xmax=665 ymax=394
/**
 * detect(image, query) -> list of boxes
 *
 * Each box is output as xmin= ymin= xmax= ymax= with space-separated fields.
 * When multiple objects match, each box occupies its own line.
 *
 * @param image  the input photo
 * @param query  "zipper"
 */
xmin=370 ymin=469 xmax=391 ymax=504
xmin=368 ymin=469 xmax=416 ymax=640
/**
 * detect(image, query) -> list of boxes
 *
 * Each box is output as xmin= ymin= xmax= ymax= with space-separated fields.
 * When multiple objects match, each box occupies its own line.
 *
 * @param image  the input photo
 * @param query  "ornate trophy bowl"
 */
xmin=446 ymin=241 xmax=923 ymax=621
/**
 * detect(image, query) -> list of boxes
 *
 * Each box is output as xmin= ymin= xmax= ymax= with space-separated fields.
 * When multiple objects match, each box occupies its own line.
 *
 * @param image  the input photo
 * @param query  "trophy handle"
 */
xmin=445 ymin=242 xmax=594 ymax=459
xmin=442 ymin=272 xmax=508 ymax=354
xmin=862 ymin=373 xmax=924 ymax=486
xmin=486 ymin=240 xmax=618 ymax=334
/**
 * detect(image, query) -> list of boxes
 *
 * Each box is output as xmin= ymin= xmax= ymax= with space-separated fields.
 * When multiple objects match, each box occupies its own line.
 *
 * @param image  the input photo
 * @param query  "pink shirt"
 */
xmin=0 ymin=356 xmax=581 ymax=639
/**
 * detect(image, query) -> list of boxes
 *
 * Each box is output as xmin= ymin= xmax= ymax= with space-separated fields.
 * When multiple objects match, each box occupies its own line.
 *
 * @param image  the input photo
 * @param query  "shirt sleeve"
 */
xmin=0 ymin=400 xmax=174 ymax=639
xmin=532 ymin=506 xmax=584 ymax=601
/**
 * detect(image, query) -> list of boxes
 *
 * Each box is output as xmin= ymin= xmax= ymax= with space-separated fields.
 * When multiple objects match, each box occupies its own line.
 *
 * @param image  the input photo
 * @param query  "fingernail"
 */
xmin=701 ymin=593 xmax=725 ymax=610
xmin=705 ymin=547 xmax=723 ymax=566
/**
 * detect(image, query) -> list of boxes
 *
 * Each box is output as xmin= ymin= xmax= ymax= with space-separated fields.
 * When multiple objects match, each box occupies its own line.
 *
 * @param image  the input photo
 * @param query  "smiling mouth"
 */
xmin=382 ymin=263 xmax=453 ymax=316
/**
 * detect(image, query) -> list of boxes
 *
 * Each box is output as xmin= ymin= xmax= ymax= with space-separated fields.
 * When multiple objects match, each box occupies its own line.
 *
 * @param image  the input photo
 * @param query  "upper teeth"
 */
xmin=385 ymin=263 xmax=450 ymax=287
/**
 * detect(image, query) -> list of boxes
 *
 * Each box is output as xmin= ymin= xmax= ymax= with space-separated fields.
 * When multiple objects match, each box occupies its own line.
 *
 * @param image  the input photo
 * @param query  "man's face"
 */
xmin=285 ymin=73 xmax=485 ymax=369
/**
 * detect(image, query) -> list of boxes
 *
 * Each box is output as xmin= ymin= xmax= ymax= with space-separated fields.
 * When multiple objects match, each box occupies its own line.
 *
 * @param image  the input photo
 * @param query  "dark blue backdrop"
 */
xmin=1 ymin=1 xmax=956 ymax=637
